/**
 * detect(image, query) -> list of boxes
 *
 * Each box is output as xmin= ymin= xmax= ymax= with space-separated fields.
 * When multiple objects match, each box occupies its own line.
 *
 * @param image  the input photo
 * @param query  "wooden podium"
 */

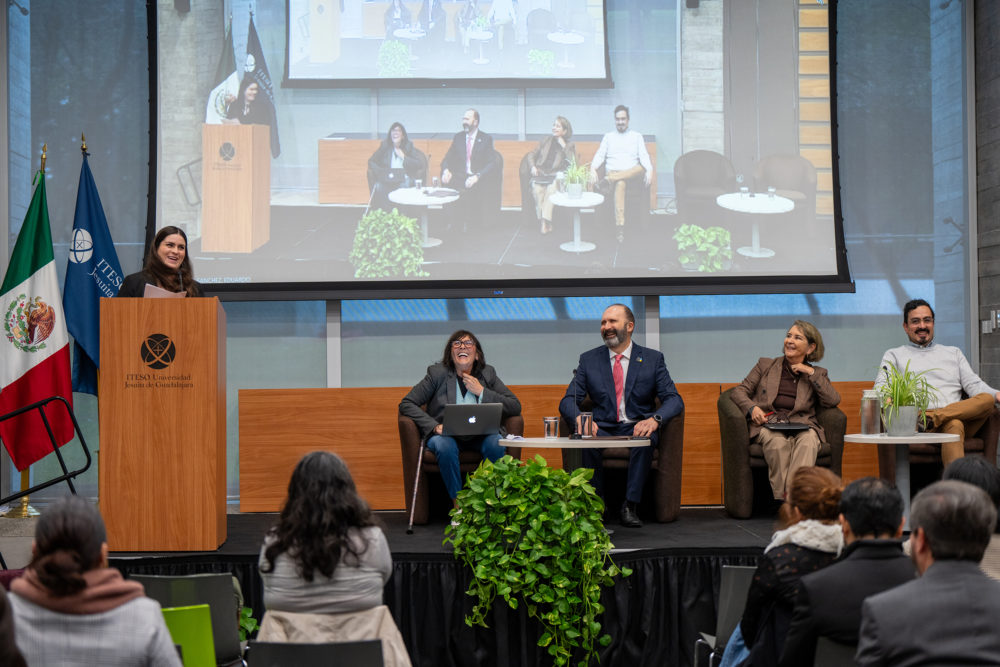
xmin=98 ymin=297 xmax=227 ymax=551
xmin=201 ymin=123 xmax=270 ymax=253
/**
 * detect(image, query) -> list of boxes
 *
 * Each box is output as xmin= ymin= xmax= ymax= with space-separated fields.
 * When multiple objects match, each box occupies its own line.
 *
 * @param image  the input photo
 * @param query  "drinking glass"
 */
xmin=414 ymin=179 xmax=423 ymax=191
xmin=543 ymin=417 xmax=559 ymax=439
xmin=579 ymin=412 xmax=593 ymax=438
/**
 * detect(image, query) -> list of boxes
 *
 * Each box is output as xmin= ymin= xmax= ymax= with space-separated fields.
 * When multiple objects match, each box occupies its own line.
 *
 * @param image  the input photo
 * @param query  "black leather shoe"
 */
xmin=620 ymin=502 xmax=643 ymax=528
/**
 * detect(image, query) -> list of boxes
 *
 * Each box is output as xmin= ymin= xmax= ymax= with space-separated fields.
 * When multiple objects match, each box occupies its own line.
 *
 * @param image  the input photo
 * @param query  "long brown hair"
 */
xmin=144 ymin=226 xmax=198 ymax=296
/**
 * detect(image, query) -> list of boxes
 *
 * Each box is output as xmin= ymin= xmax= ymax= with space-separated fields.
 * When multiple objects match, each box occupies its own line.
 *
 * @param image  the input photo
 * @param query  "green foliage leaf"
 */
xmin=447 ymin=454 xmax=628 ymax=665
xmin=348 ymin=207 xmax=428 ymax=278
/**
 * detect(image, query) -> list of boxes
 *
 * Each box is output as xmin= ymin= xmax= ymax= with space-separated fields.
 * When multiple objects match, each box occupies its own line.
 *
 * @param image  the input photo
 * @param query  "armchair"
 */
xmin=399 ymin=413 xmax=523 ymax=526
xmin=558 ymin=397 xmax=685 ymax=523
xmin=718 ymin=387 xmax=846 ymax=519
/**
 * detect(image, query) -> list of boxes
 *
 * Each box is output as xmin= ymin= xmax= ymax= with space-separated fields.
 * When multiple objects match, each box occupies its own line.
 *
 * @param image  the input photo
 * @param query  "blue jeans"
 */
xmin=426 ymin=433 xmax=505 ymax=499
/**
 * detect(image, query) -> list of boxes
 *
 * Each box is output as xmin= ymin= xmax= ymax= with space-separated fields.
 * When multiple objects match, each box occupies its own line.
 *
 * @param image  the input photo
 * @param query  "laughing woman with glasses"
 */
xmin=399 ymin=330 xmax=521 ymax=505
xmin=729 ymin=321 xmax=841 ymax=502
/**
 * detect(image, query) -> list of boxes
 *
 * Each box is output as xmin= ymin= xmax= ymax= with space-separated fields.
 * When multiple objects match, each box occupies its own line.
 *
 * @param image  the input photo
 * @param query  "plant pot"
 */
xmin=885 ymin=405 xmax=918 ymax=436
xmin=566 ymin=182 xmax=583 ymax=199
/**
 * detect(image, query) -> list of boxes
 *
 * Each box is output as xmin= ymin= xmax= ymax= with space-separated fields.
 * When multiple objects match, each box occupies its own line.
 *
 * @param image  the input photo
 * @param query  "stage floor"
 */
xmin=109 ymin=507 xmax=775 ymax=559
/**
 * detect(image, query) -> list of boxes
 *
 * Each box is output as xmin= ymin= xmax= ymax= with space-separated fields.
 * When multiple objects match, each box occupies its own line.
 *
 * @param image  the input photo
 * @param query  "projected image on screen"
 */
xmin=156 ymin=1 xmax=846 ymax=296
xmin=286 ymin=0 xmax=609 ymax=83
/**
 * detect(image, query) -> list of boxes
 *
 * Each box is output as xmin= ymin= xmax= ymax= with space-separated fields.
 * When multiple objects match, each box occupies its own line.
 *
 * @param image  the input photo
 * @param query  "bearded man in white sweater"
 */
xmin=877 ymin=298 xmax=1000 ymax=465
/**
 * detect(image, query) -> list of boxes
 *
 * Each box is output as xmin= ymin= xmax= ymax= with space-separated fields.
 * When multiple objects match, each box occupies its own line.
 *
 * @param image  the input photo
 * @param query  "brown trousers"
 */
xmin=926 ymin=392 xmax=996 ymax=466
xmin=606 ymin=164 xmax=646 ymax=227
xmin=757 ymin=427 xmax=820 ymax=500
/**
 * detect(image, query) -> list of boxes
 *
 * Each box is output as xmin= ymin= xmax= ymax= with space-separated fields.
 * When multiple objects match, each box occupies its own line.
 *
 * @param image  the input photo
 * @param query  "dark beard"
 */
xmin=602 ymin=327 xmax=625 ymax=349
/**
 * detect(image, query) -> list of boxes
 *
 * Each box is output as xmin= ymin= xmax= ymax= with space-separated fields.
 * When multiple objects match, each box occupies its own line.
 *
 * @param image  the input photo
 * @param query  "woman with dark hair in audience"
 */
xmin=399 ymin=330 xmax=521 ymax=507
xmin=8 ymin=496 xmax=180 ymax=666
xmin=525 ymin=115 xmax=576 ymax=234
xmin=730 ymin=320 xmax=840 ymax=502
xmin=259 ymin=451 xmax=390 ymax=614
xmin=367 ymin=122 xmax=427 ymax=211
xmin=721 ymin=466 xmax=843 ymax=667
xmin=118 ymin=225 xmax=203 ymax=297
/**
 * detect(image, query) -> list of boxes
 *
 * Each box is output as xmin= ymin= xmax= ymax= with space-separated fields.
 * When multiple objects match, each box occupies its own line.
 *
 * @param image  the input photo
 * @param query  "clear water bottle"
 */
xmin=861 ymin=390 xmax=881 ymax=434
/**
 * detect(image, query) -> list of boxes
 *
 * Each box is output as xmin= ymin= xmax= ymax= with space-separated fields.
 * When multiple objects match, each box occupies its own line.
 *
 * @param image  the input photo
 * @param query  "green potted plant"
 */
xmin=878 ymin=361 xmax=938 ymax=435
xmin=672 ymin=224 xmax=733 ymax=273
xmin=446 ymin=454 xmax=629 ymax=666
xmin=377 ymin=39 xmax=412 ymax=78
xmin=563 ymin=156 xmax=589 ymax=199
xmin=527 ymin=49 xmax=556 ymax=76
xmin=349 ymin=208 xmax=428 ymax=278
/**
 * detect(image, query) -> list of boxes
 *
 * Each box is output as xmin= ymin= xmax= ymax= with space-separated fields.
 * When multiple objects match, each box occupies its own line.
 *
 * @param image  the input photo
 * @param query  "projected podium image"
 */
xmin=99 ymin=297 xmax=227 ymax=551
xmin=201 ymin=123 xmax=270 ymax=253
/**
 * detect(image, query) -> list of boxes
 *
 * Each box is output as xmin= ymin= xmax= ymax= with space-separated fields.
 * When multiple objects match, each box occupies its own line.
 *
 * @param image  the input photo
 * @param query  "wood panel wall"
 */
xmin=239 ymin=381 xmax=878 ymax=512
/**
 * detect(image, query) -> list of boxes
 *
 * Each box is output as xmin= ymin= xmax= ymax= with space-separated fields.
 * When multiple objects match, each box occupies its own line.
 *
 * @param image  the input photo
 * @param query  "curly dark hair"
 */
xmin=143 ymin=226 xmax=198 ymax=297
xmin=441 ymin=329 xmax=485 ymax=375
xmin=260 ymin=451 xmax=377 ymax=582
xmin=29 ymin=495 xmax=107 ymax=597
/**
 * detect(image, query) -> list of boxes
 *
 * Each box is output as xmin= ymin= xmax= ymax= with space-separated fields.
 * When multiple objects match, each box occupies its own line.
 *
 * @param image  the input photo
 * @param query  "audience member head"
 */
xmin=261 ymin=451 xmax=375 ymax=582
xmin=909 ymin=480 xmax=996 ymax=573
xmin=143 ymin=225 xmax=197 ymax=296
xmin=943 ymin=455 xmax=1000 ymax=532
xmin=778 ymin=466 xmax=842 ymax=529
xmin=838 ymin=477 xmax=904 ymax=542
xmin=29 ymin=495 xmax=108 ymax=597
xmin=441 ymin=329 xmax=485 ymax=375
xmin=790 ymin=319 xmax=824 ymax=362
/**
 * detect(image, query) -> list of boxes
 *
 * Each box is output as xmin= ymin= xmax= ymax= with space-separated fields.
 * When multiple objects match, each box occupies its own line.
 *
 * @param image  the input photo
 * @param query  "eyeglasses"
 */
xmin=451 ymin=339 xmax=475 ymax=348
xmin=908 ymin=317 xmax=934 ymax=326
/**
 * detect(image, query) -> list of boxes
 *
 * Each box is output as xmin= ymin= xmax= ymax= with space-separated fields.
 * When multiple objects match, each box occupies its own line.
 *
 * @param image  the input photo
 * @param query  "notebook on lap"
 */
xmin=441 ymin=403 xmax=503 ymax=437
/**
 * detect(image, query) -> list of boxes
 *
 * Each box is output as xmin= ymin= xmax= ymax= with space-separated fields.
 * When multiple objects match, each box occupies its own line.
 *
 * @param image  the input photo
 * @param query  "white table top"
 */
xmin=511 ymin=436 xmax=649 ymax=449
xmin=467 ymin=28 xmax=494 ymax=41
xmin=393 ymin=27 xmax=426 ymax=40
xmin=550 ymin=191 xmax=604 ymax=209
xmin=844 ymin=432 xmax=960 ymax=444
xmin=547 ymin=31 xmax=585 ymax=45
xmin=716 ymin=192 xmax=794 ymax=214
xmin=388 ymin=187 xmax=459 ymax=207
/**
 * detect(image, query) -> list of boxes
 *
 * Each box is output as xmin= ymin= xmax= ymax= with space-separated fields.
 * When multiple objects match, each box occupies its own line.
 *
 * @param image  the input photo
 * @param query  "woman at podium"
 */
xmin=224 ymin=77 xmax=270 ymax=126
xmin=118 ymin=226 xmax=203 ymax=297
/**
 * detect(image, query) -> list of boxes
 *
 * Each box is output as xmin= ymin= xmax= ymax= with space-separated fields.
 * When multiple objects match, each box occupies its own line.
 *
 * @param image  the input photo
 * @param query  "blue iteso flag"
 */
xmin=63 ymin=151 xmax=124 ymax=395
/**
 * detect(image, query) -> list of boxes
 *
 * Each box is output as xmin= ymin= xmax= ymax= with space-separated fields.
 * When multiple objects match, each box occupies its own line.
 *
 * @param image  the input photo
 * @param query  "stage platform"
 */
xmin=107 ymin=508 xmax=774 ymax=667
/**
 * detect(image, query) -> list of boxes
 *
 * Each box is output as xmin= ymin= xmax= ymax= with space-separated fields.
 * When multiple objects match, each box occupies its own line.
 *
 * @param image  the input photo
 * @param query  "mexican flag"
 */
xmin=0 ymin=171 xmax=74 ymax=471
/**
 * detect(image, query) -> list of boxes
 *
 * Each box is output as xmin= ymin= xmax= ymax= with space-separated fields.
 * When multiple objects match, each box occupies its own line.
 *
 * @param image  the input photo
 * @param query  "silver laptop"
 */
xmin=441 ymin=403 xmax=503 ymax=437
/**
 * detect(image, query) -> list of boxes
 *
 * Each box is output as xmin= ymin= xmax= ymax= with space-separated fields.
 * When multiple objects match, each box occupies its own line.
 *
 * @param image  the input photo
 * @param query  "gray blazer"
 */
xmin=398 ymin=362 xmax=521 ymax=440
xmin=856 ymin=559 xmax=1000 ymax=666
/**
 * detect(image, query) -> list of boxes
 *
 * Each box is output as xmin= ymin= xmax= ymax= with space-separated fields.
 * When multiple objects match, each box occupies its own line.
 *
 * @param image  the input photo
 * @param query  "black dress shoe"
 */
xmin=620 ymin=502 xmax=643 ymax=528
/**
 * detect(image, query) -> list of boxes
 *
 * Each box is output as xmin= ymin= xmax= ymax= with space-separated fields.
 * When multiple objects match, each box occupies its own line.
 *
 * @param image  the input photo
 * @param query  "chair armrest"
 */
xmin=653 ymin=408 xmax=684 ymax=523
xmin=816 ymin=405 xmax=847 ymax=476
xmin=719 ymin=387 xmax=754 ymax=518
xmin=974 ymin=405 xmax=1000 ymax=465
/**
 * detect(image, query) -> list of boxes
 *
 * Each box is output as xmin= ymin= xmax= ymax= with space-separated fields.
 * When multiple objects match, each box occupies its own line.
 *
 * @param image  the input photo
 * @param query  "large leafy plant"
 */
xmin=878 ymin=360 xmax=938 ymax=430
xmin=672 ymin=223 xmax=732 ymax=273
xmin=349 ymin=208 xmax=428 ymax=278
xmin=377 ymin=39 xmax=411 ymax=78
xmin=446 ymin=455 xmax=629 ymax=666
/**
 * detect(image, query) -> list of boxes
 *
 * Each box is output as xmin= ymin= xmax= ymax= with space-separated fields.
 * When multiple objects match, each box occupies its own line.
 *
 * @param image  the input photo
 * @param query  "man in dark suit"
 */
xmin=441 ymin=108 xmax=501 ymax=225
xmin=856 ymin=480 xmax=1000 ymax=666
xmin=559 ymin=303 xmax=683 ymax=528
xmin=779 ymin=477 xmax=915 ymax=666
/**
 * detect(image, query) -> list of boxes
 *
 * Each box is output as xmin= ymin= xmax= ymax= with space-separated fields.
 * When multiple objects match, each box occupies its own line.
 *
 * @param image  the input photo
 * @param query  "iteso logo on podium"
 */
xmin=140 ymin=333 xmax=176 ymax=369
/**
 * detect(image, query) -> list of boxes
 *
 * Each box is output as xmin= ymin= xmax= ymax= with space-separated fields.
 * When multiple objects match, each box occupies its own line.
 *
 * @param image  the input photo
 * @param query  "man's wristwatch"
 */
xmin=652 ymin=414 xmax=662 ymax=423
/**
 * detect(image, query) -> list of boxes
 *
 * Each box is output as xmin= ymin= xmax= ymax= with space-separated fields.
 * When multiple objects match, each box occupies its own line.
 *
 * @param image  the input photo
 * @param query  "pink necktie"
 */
xmin=613 ymin=354 xmax=624 ymax=421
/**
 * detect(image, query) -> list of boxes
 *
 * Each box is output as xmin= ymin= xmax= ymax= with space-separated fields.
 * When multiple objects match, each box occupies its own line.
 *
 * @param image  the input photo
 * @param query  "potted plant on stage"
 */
xmin=672 ymin=223 xmax=733 ymax=273
xmin=563 ymin=156 xmax=589 ymax=199
xmin=349 ymin=208 xmax=428 ymax=278
xmin=446 ymin=455 xmax=629 ymax=666
xmin=878 ymin=361 xmax=938 ymax=435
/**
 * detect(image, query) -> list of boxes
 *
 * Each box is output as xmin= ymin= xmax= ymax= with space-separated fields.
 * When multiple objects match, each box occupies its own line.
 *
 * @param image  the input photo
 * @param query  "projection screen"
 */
xmin=155 ymin=0 xmax=851 ymax=298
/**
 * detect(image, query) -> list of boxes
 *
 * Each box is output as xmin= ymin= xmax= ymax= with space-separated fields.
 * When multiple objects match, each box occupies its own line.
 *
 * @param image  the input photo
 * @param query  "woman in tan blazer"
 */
xmin=730 ymin=320 xmax=840 ymax=500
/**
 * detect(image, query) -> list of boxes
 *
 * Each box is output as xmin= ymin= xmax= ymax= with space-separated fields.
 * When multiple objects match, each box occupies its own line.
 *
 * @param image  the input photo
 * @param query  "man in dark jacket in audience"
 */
xmin=779 ymin=477 xmax=914 ymax=666
xmin=856 ymin=479 xmax=1000 ymax=666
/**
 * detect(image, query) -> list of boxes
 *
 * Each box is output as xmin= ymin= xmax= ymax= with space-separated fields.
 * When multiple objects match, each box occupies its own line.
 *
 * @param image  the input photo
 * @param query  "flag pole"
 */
xmin=4 ymin=143 xmax=48 ymax=519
